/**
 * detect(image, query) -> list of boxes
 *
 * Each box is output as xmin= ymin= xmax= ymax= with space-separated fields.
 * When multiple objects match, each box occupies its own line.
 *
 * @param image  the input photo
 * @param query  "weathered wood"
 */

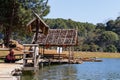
xmin=23 ymin=44 xmax=40 ymax=71
xmin=23 ymin=58 xmax=34 ymax=60
xmin=0 ymin=63 xmax=22 ymax=80
xmin=0 ymin=48 xmax=9 ymax=51
xmin=36 ymin=29 xmax=78 ymax=46
xmin=23 ymin=44 xmax=39 ymax=46
xmin=36 ymin=55 xmax=41 ymax=67
xmin=43 ymin=54 xmax=67 ymax=59
xmin=26 ymin=12 xmax=49 ymax=36
xmin=23 ymin=50 xmax=34 ymax=53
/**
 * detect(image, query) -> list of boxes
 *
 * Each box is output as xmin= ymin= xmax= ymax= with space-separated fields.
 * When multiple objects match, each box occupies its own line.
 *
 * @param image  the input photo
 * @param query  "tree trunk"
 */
xmin=3 ymin=0 xmax=15 ymax=47
xmin=4 ymin=26 xmax=11 ymax=47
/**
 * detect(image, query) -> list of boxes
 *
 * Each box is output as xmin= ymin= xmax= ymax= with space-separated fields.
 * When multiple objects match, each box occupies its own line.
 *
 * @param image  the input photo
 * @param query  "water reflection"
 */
xmin=75 ymin=58 xmax=120 ymax=80
xmin=38 ymin=64 xmax=77 ymax=80
xmin=22 ymin=58 xmax=120 ymax=80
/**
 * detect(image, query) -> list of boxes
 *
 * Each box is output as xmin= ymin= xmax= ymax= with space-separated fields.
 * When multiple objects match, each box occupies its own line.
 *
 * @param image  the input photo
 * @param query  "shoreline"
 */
xmin=1 ymin=50 xmax=120 ymax=58
xmin=0 ymin=51 xmax=120 ymax=80
xmin=74 ymin=52 xmax=120 ymax=58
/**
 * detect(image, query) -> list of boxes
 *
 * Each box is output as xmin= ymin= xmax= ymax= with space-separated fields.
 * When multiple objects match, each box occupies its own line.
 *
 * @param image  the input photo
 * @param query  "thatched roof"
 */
xmin=35 ymin=29 xmax=78 ymax=47
xmin=27 ymin=12 xmax=49 ymax=35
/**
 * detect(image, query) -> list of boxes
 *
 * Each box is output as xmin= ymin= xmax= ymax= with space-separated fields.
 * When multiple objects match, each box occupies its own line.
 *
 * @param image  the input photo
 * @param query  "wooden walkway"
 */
xmin=0 ymin=63 xmax=22 ymax=80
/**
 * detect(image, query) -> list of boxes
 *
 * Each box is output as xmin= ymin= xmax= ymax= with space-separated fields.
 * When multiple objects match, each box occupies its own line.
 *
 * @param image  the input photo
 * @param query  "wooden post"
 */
xmin=23 ymin=44 xmax=39 ymax=71
xmin=58 ymin=47 xmax=60 ymax=63
xmin=34 ymin=45 xmax=37 ymax=68
xmin=35 ymin=19 xmax=39 ymax=42
xmin=68 ymin=47 xmax=71 ymax=63
xmin=71 ymin=46 xmax=74 ymax=60
xmin=23 ymin=46 xmax=26 ymax=67
xmin=43 ymin=46 xmax=45 ymax=58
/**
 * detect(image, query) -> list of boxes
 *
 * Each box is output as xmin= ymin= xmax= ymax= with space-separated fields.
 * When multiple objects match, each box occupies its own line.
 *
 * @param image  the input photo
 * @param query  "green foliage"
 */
xmin=1 ymin=0 xmax=120 ymax=52
xmin=89 ymin=43 xmax=99 ymax=52
xmin=0 ymin=0 xmax=20 ymax=26
xmin=104 ymin=45 xmax=117 ymax=52
xmin=44 ymin=16 xmax=120 ymax=52
xmin=106 ymin=20 xmax=115 ymax=31
xmin=100 ymin=31 xmax=119 ymax=42
xmin=96 ymin=23 xmax=105 ymax=30
xmin=19 ymin=0 xmax=50 ymax=17
xmin=0 ymin=0 xmax=50 ymax=46
xmin=81 ymin=44 xmax=90 ymax=51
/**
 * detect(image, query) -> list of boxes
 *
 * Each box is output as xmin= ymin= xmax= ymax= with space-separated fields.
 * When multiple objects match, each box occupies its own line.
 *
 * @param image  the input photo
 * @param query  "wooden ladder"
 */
xmin=23 ymin=44 xmax=40 ymax=71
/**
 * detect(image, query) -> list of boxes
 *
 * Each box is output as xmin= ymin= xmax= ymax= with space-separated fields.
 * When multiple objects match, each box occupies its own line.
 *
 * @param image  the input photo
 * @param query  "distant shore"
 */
xmin=1 ymin=49 xmax=120 ymax=59
xmin=74 ymin=52 xmax=120 ymax=58
xmin=44 ymin=50 xmax=120 ymax=58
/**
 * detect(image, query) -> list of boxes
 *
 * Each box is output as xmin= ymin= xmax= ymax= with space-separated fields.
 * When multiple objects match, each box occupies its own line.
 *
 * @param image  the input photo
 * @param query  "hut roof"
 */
xmin=35 ymin=29 xmax=78 ymax=47
xmin=27 ymin=12 xmax=49 ymax=35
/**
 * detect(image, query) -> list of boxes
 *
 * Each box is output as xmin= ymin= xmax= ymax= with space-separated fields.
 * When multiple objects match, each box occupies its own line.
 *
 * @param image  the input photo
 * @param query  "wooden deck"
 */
xmin=43 ymin=53 xmax=67 ymax=59
xmin=0 ymin=63 xmax=22 ymax=80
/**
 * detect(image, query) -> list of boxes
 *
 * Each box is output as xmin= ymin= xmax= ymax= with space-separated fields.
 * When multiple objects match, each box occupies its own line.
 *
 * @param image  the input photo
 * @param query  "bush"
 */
xmin=104 ymin=45 xmax=117 ymax=52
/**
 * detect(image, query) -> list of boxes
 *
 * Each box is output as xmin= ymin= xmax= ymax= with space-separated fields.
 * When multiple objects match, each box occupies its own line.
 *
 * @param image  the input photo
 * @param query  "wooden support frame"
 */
xmin=23 ymin=44 xmax=39 ymax=71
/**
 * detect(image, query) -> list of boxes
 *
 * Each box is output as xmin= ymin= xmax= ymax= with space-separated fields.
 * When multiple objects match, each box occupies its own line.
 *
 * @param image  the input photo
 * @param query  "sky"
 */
xmin=45 ymin=0 xmax=120 ymax=24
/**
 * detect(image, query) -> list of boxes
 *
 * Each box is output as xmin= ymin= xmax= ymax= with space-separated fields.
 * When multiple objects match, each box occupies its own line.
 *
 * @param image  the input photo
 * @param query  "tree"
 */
xmin=0 ymin=0 xmax=50 ymax=47
xmin=89 ymin=43 xmax=99 ymax=52
xmin=0 ymin=0 xmax=20 ymax=47
xmin=98 ymin=31 xmax=119 ymax=51
xmin=19 ymin=0 xmax=50 ymax=17
xmin=82 ymin=44 xmax=90 ymax=51
xmin=96 ymin=23 xmax=105 ymax=30
xmin=106 ymin=20 xmax=115 ymax=31
xmin=106 ymin=17 xmax=120 ymax=35
xmin=100 ymin=31 xmax=119 ymax=43
xmin=104 ymin=45 xmax=117 ymax=52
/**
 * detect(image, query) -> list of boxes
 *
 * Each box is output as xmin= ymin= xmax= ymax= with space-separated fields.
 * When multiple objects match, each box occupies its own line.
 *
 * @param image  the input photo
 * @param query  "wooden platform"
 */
xmin=43 ymin=54 xmax=67 ymax=59
xmin=0 ymin=48 xmax=9 ymax=51
xmin=0 ymin=63 xmax=22 ymax=80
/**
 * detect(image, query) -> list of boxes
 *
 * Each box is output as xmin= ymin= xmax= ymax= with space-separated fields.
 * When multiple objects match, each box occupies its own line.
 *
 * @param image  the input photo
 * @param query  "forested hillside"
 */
xmin=44 ymin=17 xmax=120 ymax=52
xmin=1 ymin=1 xmax=119 ymax=53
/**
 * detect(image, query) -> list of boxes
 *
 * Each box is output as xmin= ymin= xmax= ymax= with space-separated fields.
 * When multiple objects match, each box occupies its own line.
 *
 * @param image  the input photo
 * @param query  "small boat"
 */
xmin=93 ymin=59 xmax=102 ymax=62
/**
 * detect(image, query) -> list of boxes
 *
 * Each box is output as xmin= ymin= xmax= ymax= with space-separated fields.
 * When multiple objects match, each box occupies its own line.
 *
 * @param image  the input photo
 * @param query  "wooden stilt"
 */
xmin=23 ymin=44 xmax=40 ymax=72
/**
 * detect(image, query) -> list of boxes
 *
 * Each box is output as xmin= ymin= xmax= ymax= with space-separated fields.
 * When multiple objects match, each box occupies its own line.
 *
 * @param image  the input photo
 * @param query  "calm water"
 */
xmin=22 ymin=58 xmax=120 ymax=80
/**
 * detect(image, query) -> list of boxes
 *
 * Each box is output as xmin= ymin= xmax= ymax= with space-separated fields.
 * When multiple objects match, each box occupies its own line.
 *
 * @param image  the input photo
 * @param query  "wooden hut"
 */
xmin=27 ymin=12 xmax=49 ymax=42
xmin=33 ymin=29 xmax=78 ymax=62
xmin=23 ymin=12 xmax=49 ymax=70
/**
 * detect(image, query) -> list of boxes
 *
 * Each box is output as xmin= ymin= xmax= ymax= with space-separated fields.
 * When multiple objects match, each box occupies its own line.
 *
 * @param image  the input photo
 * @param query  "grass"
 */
xmin=1 ymin=48 xmax=120 ymax=58
xmin=42 ymin=49 xmax=120 ymax=58
xmin=74 ymin=51 xmax=120 ymax=58
xmin=0 ymin=51 xmax=9 ymax=57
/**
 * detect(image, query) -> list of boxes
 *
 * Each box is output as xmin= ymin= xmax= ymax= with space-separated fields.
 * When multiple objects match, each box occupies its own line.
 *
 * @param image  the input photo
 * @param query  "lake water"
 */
xmin=22 ymin=58 xmax=120 ymax=80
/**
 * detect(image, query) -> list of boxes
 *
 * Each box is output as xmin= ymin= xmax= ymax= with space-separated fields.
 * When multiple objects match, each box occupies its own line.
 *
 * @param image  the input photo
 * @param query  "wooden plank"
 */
xmin=0 ymin=63 xmax=22 ymax=80
xmin=23 ymin=44 xmax=39 ymax=46
xmin=23 ymin=58 xmax=33 ymax=60
xmin=23 ymin=50 xmax=34 ymax=53
xmin=44 ymin=54 xmax=66 ymax=59
xmin=0 ymin=48 xmax=9 ymax=51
